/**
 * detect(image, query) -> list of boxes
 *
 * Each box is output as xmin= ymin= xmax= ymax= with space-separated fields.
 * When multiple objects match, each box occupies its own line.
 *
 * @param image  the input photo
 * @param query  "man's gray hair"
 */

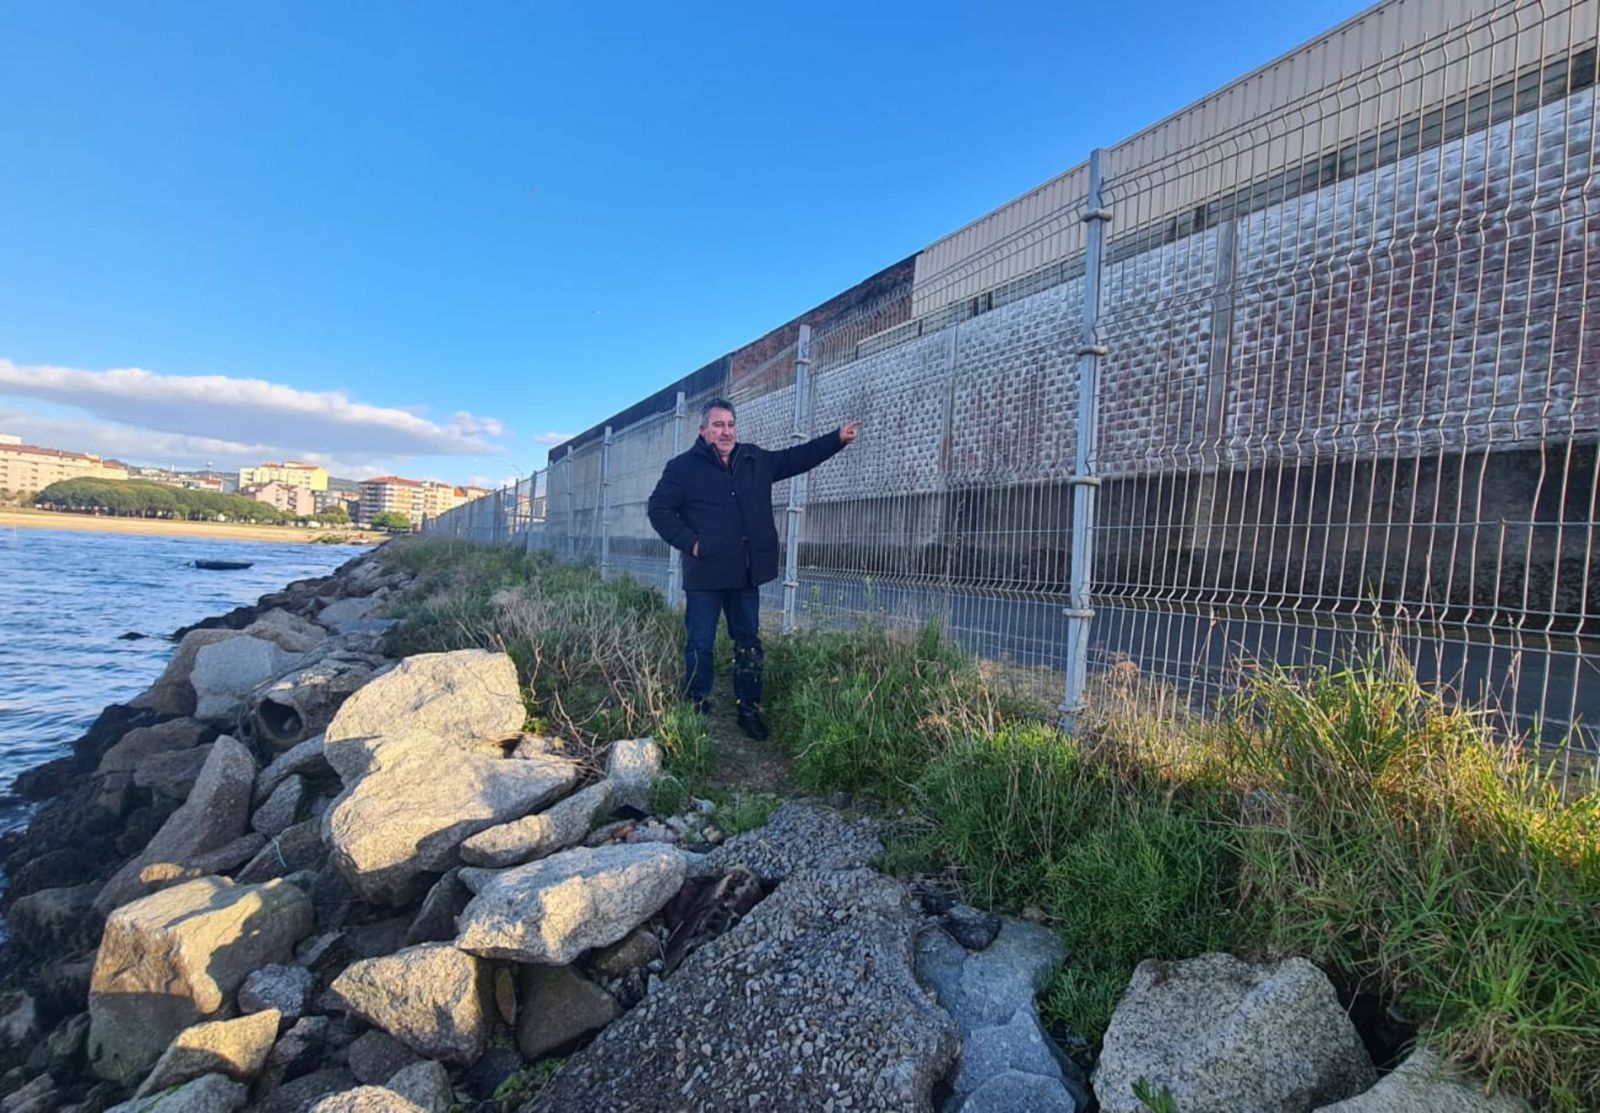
xmin=700 ymin=398 xmax=736 ymax=427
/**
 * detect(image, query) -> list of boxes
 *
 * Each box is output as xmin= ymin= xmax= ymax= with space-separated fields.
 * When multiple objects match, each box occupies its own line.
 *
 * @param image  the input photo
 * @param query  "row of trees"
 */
xmin=33 ymin=478 xmax=357 ymax=526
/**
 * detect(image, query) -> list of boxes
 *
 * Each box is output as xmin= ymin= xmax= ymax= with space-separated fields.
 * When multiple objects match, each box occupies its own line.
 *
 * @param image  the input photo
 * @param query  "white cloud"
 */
xmin=0 ymin=406 xmax=403 ymax=478
xmin=0 ymin=359 xmax=508 ymax=458
xmin=530 ymin=431 xmax=575 ymax=446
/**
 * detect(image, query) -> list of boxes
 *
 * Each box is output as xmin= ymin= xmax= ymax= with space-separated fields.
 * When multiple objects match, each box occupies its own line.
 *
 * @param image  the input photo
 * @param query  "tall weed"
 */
xmin=764 ymin=621 xmax=1016 ymax=796
xmin=916 ymin=724 xmax=1238 ymax=1038
xmin=1225 ymin=658 xmax=1600 ymax=1111
xmin=380 ymin=540 xmax=680 ymax=755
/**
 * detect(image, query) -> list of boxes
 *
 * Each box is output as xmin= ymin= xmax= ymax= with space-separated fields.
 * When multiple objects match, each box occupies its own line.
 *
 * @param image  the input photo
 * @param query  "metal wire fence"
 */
xmin=426 ymin=0 xmax=1600 ymax=766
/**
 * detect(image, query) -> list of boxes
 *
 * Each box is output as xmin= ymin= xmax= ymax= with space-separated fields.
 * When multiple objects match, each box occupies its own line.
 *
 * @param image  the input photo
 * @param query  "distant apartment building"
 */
xmin=356 ymin=476 xmax=488 ymax=526
xmin=313 ymin=488 xmax=359 ymax=514
xmin=0 ymin=439 xmax=129 ymax=494
xmin=358 ymin=476 xmax=423 ymax=526
xmin=242 ymin=481 xmax=315 ymax=517
xmin=238 ymin=461 xmax=328 ymax=492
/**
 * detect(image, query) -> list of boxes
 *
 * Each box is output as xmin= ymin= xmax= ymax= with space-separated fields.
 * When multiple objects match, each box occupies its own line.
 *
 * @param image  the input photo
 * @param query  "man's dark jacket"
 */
xmin=647 ymin=430 xmax=845 ymax=592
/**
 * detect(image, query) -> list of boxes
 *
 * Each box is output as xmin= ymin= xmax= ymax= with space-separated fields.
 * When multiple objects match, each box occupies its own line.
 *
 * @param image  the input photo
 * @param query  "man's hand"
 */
xmin=692 ymin=540 xmax=699 ymax=558
xmin=839 ymin=420 xmax=861 ymax=445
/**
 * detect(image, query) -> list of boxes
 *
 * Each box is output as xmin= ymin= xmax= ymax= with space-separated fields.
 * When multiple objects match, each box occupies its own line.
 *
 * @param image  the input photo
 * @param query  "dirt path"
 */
xmin=700 ymin=692 xmax=796 ymax=796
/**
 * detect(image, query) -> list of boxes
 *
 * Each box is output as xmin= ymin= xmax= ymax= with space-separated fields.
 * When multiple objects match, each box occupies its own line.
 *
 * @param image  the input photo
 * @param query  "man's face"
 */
xmin=701 ymin=407 xmax=736 ymax=457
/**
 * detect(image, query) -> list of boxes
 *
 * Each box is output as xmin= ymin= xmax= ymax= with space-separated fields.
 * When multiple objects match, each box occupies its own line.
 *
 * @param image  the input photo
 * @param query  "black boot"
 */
xmin=736 ymin=703 xmax=769 ymax=741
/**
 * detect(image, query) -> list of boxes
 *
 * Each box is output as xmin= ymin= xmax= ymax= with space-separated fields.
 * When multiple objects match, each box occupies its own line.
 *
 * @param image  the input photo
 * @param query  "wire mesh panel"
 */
xmin=790 ymin=225 xmax=1091 ymax=708
xmin=1092 ymin=0 xmax=1600 ymax=756
xmin=600 ymin=407 xmax=682 ymax=594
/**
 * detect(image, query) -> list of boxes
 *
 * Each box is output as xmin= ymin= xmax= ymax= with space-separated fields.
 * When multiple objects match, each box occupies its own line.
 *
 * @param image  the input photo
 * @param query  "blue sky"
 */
xmin=1 ymin=0 xmax=1370 ymax=486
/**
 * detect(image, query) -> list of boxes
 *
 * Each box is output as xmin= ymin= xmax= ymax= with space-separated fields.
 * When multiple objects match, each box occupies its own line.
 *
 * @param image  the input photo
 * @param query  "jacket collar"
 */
xmin=693 ymin=436 xmax=740 ymax=468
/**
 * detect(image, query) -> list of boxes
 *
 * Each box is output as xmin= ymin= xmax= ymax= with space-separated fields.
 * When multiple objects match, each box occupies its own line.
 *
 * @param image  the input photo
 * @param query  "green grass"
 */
xmin=1219 ymin=659 xmax=1600 ymax=1110
xmin=763 ymin=621 xmax=1018 ymax=797
xmin=379 ymin=538 xmax=682 ymax=754
xmin=767 ymin=621 xmax=1597 ymax=1110
xmin=378 ymin=541 xmax=1598 ymax=1110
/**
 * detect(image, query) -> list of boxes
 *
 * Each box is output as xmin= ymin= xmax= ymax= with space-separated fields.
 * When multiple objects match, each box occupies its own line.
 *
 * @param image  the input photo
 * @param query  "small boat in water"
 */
xmin=193 ymin=559 xmax=254 ymax=571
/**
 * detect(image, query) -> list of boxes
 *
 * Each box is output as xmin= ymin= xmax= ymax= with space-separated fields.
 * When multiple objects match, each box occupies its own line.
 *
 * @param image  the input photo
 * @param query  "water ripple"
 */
xmin=0 ymin=527 xmax=368 ymax=833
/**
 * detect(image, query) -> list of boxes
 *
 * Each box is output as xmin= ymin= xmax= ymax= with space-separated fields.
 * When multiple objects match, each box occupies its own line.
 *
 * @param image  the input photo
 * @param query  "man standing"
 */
xmin=647 ymin=397 xmax=860 ymax=739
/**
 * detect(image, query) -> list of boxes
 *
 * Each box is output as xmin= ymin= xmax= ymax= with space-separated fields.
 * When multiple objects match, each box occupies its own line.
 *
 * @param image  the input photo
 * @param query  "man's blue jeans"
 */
xmin=684 ymin=587 xmax=763 ymax=707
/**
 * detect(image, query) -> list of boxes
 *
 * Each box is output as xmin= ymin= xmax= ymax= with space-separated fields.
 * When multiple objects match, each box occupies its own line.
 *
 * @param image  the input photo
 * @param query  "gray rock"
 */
xmin=35 ymin=958 xmax=93 ymax=1027
xmin=253 ymin=775 xmax=308 ymax=837
xmin=7 ymin=884 xmax=101 ymax=953
xmin=106 ymin=1072 xmax=248 ymax=1113
xmin=944 ymin=904 xmax=1003 ymax=951
xmin=316 ymin=596 xmax=382 ymax=629
xmin=192 ymin=635 xmax=302 ymax=722
xmin=687 ymin=801 xmax=881 ymax=883
xmin=251 ymin=1067 xmax=356 ymax=1113
xmin=341 ymin=914 xmax=412 ymax=961
xmin=591 ymin=928 xmax=661 ymax=978
xmin=516 ymin=964 xmax=620 ymax=1059
xmin=97 ymin=718 xmax=211 ymax=775
xmin=259 ymin=1016 xmax=332 ymax=1091
xmin=604 ymin=736 xmax=660 ymax=811
xmin=460 ymin=780 xmax=615 ymax=867
xmin=1313 ymin=1047 xmax=1527 ymax=1112
xmin=35 ymin=1012 xmax=90 ymax=1076
xmin=95 ymin=735 xmax=258 ymax=914
xmin=322 ymin=650 xmax=526 ymax=778
xmin=308 ymin=1088 xmax=426 ymax=1113
xmin=246 ymin=609 xmax=329 ymax=654
xmin=958 ymin=1070 xmax=1078 ymax=1112
xmin=132 ymin=629 xmax=241 ymax=717
xmin=87 ymin=877 xmax=312 ymax=1085
xmin=0 ymin=1072 xmax=54 ymax=1113
xmin=384 ymin=1060 xmax=452 ymax=1113
xmin=330 ymin=618 xmax=397 ymax=640
xmin=512 ymin=733 xmax=562 ymax=758
xmin=325 ymin=742 xmax=578 ymax=906
xmin=404 ymin=870 xmax=469 ymax=946
xmin=1093 ymin=953 xmax=1377 ymax=1113
xmin=329 ymin=944 xmax=490 ymax=1064
xmin=0 ymin=992 xmax=39 ymax=1053
xmin=916 ymin=917 xmax=1066 ymax=1031
xmin=256 ymin=736 xmax=334 ymax=802
xmin=294 ymin=930 xmax=346 ymax=970
xmin=456 ymin=843 xmax=686 ymax=964
xmin=132 ymin=743 xmax=215 ymax=800
xmin=239 ymin=965 xmax=315 ymax=1023
xmin=951 ymin=1007 xmax=1070 ymax=1099
xmin=237 ymin=818 xmax=329 ymax=884
xmin=252 ymin=658 xmax=382 ymax=750
xmin=133 ymin=1009 xmax=281 ymax=1098
xmin=528 ymin=868 xmax=958 ymax=1113
xmin=346 ymin=1030 xmax=422 ymax=1085
xmin=315 ymin=650 xmax=572 ymax=906
xmin=133 ymin=832 xmax=267 ymax=894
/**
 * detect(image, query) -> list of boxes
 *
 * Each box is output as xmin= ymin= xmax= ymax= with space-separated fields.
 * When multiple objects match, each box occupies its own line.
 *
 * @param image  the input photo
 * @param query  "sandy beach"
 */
xmin=0 ymin=507 xmax=384 ymax=545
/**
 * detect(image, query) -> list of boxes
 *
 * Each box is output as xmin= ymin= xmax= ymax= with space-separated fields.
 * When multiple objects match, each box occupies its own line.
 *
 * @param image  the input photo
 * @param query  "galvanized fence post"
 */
xmin=600 ymin=425 xmax=613 ymax=579
xmin=666 ymin=391 xmax=686 ymax=600
xmin=569 ymin=447 xmax=582 ymax=559
xmin=1062 ymin=148 xmax=1109 ymax=731
xmin=782 ymin=324 xmax=812 ymax=635
xmin=525 ymin=469 xmax=541 ymax=556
